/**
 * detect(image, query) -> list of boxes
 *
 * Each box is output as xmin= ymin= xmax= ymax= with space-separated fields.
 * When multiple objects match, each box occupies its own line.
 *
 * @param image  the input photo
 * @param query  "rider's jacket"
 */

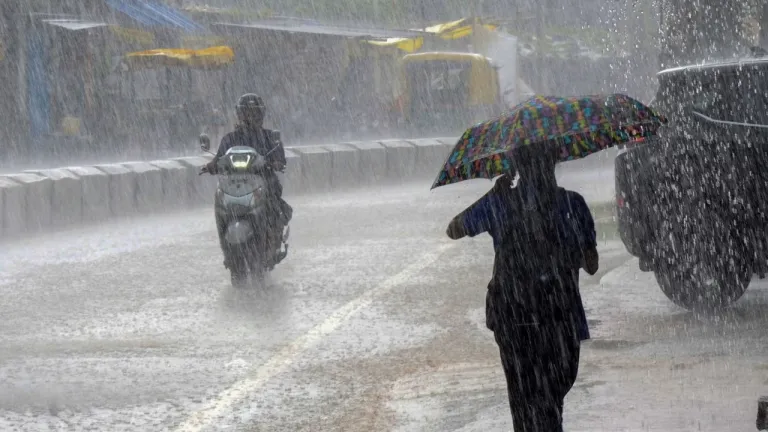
xmin=215 ymin=125 xmax=286 ymax=169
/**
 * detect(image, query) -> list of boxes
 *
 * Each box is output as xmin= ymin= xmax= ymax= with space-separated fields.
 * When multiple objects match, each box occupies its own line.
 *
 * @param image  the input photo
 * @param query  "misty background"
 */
xmin=0 ymin=0 xmax=765 ymax=170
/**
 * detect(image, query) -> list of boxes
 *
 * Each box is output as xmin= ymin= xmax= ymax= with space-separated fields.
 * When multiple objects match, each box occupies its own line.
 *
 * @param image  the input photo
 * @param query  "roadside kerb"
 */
xmin=279 ymin=148 xmax=304 ymax=196
xmin=0 ymin=176 xmax=22 ymax=237
xmin=25 ymin=168 xmax=82 ymax=227
xmin=150 ymin=159 xmax=190 ymax=209
xmin=94 ymin=163 xmax=137 ymax=216
xmin=1 ymin=137 xmax=618 ymax=240
xmin=292 ymin=146 xmax=333 ymax=193
xmin=122 ymin=162 xmax=164 ymax=213
xmin=346 ymin=142 xmax=386 ymax=186
xmin=2 ymin=173 xmax=53 ymax=233
xmin=406 ymin=138 xmax=451 ymax=180
xmin=324 ymin=144 xmax=361 ymax=190
xmin=171 ymin=156 xmax=215 ymax=206
xmin=67 ymin=166 xmax=111 ymax=222
xmin=380 ymin=140 xmax=417 ymax=181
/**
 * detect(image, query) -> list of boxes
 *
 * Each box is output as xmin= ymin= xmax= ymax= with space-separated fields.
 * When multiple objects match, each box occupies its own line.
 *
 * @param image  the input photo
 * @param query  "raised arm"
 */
xmin=446 ymin=192 xmax=499 ymax=240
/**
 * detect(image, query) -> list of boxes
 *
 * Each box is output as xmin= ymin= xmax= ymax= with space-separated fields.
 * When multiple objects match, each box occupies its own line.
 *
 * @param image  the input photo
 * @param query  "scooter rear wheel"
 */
xmin=230 ymin=267 xmax=249 ymax=289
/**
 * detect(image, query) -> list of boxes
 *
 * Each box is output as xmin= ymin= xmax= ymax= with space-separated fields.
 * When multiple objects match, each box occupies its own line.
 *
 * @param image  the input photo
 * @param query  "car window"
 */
xmin=692 ymin=67 xmax=768 ymax=125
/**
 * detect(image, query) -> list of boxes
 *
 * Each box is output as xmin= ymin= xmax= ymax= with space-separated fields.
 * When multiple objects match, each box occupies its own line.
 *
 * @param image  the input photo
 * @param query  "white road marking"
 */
xmin=173 ymin=243 xmax=456 ymax=432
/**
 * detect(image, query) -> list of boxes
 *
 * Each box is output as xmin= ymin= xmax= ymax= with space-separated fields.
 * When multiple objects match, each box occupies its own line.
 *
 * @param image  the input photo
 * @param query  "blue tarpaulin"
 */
xmin=27 ymin=32 xmax=51 ymax=138
xmin=105 ymin=0 xmax=205 ymax=32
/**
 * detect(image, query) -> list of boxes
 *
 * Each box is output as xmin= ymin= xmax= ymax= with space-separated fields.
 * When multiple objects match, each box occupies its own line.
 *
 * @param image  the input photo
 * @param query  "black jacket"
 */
xmin=214 ymin=125 xmax=286 ymax=168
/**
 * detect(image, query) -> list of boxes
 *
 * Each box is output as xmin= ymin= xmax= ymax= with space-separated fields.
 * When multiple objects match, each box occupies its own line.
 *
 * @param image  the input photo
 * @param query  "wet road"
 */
xmin=1 ymin=171 xmax=766 ymax=432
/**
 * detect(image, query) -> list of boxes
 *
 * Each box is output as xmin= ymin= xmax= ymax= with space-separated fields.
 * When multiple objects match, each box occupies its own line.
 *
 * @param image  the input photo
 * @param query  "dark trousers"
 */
xmin=493 ymin=322 xmax=580 ymax=432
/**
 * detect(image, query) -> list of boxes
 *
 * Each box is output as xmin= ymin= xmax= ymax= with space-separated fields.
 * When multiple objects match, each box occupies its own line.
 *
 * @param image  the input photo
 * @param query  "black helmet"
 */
xmin=236 ymin=93 xmax=266 ymax=127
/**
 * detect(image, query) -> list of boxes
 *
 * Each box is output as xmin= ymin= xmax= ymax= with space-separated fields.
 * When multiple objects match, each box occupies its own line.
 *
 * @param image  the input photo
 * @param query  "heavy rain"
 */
xmin=0 ymin=0 xmax=767 ymax=431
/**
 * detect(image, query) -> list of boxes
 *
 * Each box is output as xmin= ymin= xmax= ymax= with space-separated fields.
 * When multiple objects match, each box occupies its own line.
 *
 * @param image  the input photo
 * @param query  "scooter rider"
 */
xmin=204 ymin=93 xmax=293 ymax=268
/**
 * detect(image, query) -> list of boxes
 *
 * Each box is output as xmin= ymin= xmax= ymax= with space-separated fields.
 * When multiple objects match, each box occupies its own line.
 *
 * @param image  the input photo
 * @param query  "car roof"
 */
xmin=657 ymin=57 xmax=768 ymax=77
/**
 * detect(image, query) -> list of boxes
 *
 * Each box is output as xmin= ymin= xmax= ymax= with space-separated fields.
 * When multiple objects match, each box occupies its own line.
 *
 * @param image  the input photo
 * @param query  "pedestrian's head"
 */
xmin=512 ymin=146 xmax=558 ymax=189
xmin=508 ymin=146 xmax=559 ymax=212
xmin=236 ymin=93 xmax=266 ymax=129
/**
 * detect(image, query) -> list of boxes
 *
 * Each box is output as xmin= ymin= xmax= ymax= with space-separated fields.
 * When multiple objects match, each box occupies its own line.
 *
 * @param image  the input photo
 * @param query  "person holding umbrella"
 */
xmin=433 ymin=94 xmax=667 ymax=431
xmin=446 ymin=145 xmax=597 ymax=431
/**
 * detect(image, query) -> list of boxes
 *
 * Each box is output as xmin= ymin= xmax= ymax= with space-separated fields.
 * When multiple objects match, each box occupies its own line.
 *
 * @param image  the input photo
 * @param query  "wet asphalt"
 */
xmin=1 ymin=168 xmax=766 ymax=432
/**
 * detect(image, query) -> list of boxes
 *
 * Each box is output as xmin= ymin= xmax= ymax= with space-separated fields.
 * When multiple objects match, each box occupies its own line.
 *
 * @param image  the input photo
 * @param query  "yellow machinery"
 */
xmin=395 ymin=51 xmax=504 ymax=134
xmin=114 ymin=46 xmax=235 ymax=152
xmin=123 ymin=45 xmax=235 ymax=70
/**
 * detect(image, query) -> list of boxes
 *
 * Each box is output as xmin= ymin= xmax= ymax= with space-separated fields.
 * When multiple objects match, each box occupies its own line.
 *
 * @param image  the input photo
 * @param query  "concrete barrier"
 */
xmin=171 ymin=156 xmax=215 ymax=205
xmin=324 ymin=144 xmax=361 ymax=189
xmin=0 ymin=136 xmax=621 ymax=240
xmin=434 ymin=137 xmax=457 ymax=153
xmin=2 ymin=173 xmax=53 ymax=232
xmin=25 ymin=168 xmax=82 ymax=227
xmin=67 ymin=166 xmax=111 ymax=223
xmin=150 ymin=159 xmax=189 ymax=209
xmin=122 ymin=162 xmax=163 ymax=213
xmin=292 ymin=147 xmax=333 ymax=193
xmin=94 ymin=164 xmax=136 ymax=216
xmin=406 ymin=138 xmax=451 ymax=179
xmin=348 ymin=142 xmax=386 ymax=185
xmin=278 ymin=148 xmax=304 ymax=196
xmin=0 ymin=176 xmax=22 ymax=237
xmin=380 ymin=140 xmax=417 ymax=181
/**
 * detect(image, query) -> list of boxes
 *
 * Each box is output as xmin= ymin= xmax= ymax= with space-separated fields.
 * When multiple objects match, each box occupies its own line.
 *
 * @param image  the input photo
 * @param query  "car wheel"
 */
xmin=654 ymin=255 xmax=751 ymax=312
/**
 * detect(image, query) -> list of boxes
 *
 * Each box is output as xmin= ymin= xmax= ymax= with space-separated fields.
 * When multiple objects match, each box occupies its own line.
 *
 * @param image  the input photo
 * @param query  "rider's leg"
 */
xmin=216 ymin=213 xmax=232 ymax=268
xmin=267 ymin=173 xmax=292 ymax=223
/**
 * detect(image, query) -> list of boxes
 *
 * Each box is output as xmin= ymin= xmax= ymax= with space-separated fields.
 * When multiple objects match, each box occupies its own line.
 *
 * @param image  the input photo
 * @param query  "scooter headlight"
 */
xmin=229 ymin=153 xmax=253 ymax=170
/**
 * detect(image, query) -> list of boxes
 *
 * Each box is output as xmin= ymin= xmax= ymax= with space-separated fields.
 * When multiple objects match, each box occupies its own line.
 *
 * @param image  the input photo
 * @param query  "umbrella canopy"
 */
xmin=431 ymin=93 xmax=667 ymax=189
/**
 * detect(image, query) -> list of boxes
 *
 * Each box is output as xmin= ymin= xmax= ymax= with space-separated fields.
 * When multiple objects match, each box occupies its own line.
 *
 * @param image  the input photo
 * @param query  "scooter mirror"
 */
xmin=199 ymin=134 xmax=211 ymax=152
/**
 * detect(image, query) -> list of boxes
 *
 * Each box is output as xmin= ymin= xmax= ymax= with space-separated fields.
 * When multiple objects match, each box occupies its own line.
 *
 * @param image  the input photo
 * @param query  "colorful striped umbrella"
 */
xmin=431 ymin=93 xmax=667 ymax=189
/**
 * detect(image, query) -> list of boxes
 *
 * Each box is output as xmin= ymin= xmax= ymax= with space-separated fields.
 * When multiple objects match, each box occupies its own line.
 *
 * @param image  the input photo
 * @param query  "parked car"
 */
xmin=615 ymin=57 xmax=768 ymax=311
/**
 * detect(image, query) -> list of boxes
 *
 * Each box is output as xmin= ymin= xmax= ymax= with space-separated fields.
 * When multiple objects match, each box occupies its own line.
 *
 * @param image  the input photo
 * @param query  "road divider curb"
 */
xmin=171 ymin=156 xmax=216 ymax=206
xmin=347 ymin=141 xmax=387 ymax=186
xmin=293 ymin=146 xmax=334 ymax=194
xmin=0 ymin=136 xmax=605 ymax=240
xmin=150 ymin=159 xmax=190 ymax=209
xmin=122 ymin=162 xmax=164 ymax=214
xmin=381 ymin=140 xmax=418 ymax=181
xmin=67 ymin=166 xmax=112 ymax=223
xmin=0 ymin=176 xmax=23 ymax=237
xmin=324 ymin=144 xmax=361 ymax=190
xmin=4 ymin=172 xmax=53 ymax=233
xmin=94 ymin=163 xmax=136 ymax=218
xmin=23 ymin=168 xmax=82 ymax=228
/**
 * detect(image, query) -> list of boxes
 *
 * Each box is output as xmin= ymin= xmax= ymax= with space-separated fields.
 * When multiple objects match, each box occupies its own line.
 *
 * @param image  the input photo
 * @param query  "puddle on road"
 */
xmin=387 ymin=362 xmax=508 ymax=432
xmin=293 ymin=303 xmax=447 ymax=368
xmin=587 ymin=339 xmax=648 ymax=351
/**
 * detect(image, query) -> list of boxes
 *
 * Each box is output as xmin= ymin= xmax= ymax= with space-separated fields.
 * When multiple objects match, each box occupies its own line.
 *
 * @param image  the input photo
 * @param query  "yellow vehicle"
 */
xmin=110 ymin=46 xmax=235 ymax=153
xmin=395 ymin=51 xmax=505 ymax=135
